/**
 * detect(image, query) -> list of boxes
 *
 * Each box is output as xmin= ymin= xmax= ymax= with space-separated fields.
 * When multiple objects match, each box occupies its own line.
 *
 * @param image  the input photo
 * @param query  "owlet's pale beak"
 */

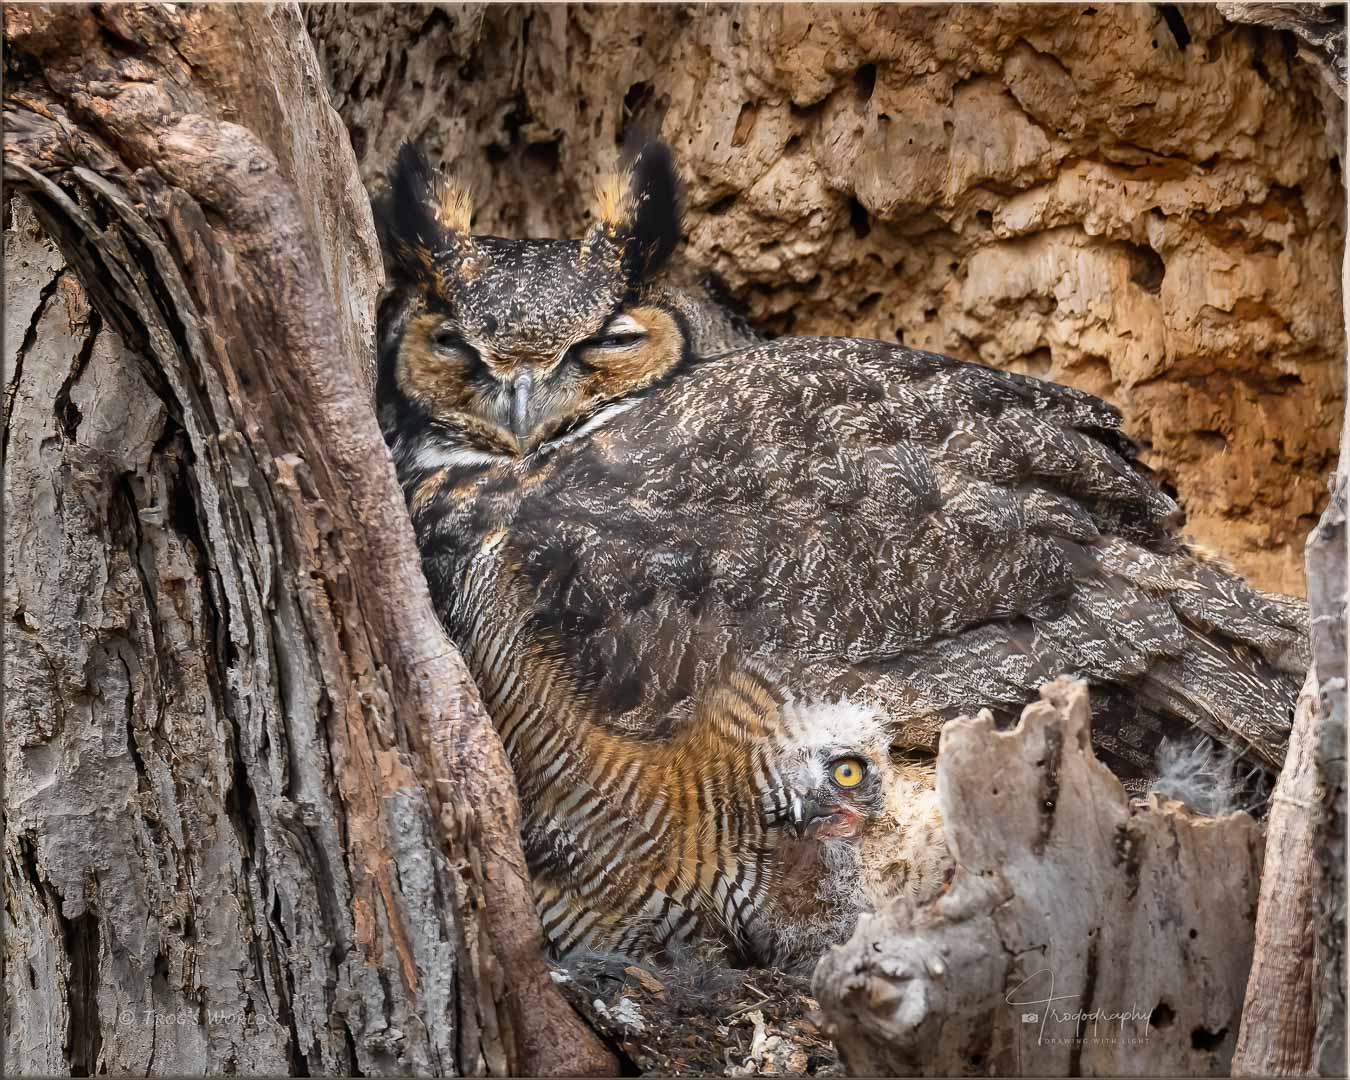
xmin=788 ymin=793 xmax=829 ymax=839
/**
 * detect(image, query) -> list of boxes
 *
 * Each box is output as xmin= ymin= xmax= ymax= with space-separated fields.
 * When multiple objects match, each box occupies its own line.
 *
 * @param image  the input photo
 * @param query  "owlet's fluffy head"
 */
xmin=375 ymin=139 xmax=690 ymax=461
xmin=770 ymin=698 xmax=898 ymax=841
xmin=749 ymin=697 xmax=951 ymax=971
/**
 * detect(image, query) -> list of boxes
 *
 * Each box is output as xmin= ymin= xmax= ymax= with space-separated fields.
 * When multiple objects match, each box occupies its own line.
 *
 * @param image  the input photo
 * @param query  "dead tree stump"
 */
xmin=814 ymin=677 xmax=1263 ymax=1077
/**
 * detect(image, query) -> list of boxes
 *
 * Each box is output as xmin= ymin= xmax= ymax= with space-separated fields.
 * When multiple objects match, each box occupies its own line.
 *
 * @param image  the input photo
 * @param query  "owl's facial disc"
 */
xmin=396 ymin=300 xmax=687 ymax=454
xmin=771 ymin=699 xmax=893 ymax=839
xmin=380 ymin=141 xmax=688 ymax=458
xmin=779 ymin=745 xmax=889 ymax=841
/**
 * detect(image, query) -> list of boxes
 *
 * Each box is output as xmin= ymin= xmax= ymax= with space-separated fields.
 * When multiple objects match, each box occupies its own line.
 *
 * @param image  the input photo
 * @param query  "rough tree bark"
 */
xmin=2 ymin=5 xmax=611 ymax=1076
xmin=308 ymin=2 xmax=1345 ymax=597
xmin=1232 ymin=164 xmax=1348 ymax=1080
xmin=812 ymin=678 xmax=1266 ymax=1077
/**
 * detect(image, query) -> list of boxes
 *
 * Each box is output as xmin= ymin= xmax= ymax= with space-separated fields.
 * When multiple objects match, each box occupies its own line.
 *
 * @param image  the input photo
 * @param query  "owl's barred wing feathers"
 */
xmin=489 ymin=337 xmax=1304 ymax=772
xmin=382 ymin=138 xmax=1304 ymax=967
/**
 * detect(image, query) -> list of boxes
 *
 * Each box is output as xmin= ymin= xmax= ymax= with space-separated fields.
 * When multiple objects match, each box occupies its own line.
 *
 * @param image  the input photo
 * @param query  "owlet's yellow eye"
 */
xmin=831 ymin=758 xmax=865 ymax=788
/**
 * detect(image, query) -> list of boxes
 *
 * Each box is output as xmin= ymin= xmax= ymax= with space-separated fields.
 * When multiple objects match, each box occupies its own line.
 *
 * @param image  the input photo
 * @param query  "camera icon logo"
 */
xmin=1021 ymin=1012 xmax=1039 ymax=1024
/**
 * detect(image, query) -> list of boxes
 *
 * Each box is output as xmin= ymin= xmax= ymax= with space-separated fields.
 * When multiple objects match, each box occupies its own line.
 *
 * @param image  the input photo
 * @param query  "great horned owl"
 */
xmin=375 ymin=140 xmax=1307 ymax=968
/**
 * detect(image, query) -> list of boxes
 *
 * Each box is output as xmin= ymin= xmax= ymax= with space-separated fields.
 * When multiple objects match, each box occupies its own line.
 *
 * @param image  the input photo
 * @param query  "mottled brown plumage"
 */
xmin=375 ymin=141 xmax=1306 ymax=969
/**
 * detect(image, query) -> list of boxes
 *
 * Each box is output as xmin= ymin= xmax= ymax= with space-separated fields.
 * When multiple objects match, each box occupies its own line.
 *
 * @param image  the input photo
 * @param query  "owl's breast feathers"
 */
xmin=409 ymin=336 xmax=1305 ymax=780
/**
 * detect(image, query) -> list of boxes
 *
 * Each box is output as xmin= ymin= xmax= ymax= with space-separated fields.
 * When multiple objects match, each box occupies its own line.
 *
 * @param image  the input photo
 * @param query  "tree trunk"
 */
xmin=2 ymin=5 xmax=612 ymax=1075
xmin=1232 ymin=178 xmax=1348 ymax=1080
xmin=1231 ymin=14 xmax=1346 ymax=1067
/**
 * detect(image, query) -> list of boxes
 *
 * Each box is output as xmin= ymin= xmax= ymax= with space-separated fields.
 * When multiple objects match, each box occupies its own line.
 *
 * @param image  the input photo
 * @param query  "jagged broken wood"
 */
xmin=2 ymin=5 xmax=611 ymax=1075
xmin=813 ymin=677 xmax=1262 ymax=1077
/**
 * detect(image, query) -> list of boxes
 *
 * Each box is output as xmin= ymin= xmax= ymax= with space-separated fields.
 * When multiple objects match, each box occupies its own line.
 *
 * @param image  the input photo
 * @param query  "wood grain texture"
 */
xmin=2 ymin=4 xmax=611 ymax=1075
xmin=1233 ymin=195 xmax=1348 ymax=1079
xmin=812 ymin=677 xmax=1263 ymax=1077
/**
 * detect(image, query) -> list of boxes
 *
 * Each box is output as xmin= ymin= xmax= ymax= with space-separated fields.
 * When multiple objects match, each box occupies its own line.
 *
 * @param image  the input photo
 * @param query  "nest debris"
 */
xmin=551 ymin=958 xmax=843 ymax=1076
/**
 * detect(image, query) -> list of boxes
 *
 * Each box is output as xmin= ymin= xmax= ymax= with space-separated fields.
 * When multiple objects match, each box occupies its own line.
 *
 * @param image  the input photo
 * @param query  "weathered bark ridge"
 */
xmin=3 ymin=5 xmax=610 ymax=1075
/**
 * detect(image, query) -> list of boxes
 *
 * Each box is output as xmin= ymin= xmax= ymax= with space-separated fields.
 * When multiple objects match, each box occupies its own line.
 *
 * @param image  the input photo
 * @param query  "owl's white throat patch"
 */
xmin=537 ymin=398 xmax=640 ymax=455
xmin=409 ymin=441 xmax=512 ymax=472
xmin=405 ymin=396 xmax=638 ymax=474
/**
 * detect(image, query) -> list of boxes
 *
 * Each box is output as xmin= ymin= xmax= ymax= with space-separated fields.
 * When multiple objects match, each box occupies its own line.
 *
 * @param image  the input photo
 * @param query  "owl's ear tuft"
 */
xmin=595 ymin=137 xmax=683 ymax=281
xmin=622 ymin=138 xmax=682 ymax=278
xmin=376 ymin=143 xmax=472 ymax=283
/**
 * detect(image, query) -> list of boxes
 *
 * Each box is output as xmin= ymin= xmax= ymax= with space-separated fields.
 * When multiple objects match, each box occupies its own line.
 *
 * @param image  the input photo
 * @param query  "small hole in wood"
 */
xmin=1191 ymin=1025 xmax=1228 ymax=1051
xmin=623 ymin=81 xmax=653 ymax=123
xmin=853 ymin=63 xmax=877 ymax=102
xmin=1127 ymin=243 xmax=1166 ymax=295
xmin=849 ymin=196 xmax=871 ymax=239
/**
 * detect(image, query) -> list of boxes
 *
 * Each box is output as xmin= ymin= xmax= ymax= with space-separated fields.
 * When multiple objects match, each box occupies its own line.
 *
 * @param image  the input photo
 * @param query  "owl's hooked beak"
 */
xmin=510 ymin=372 xmax=534 ymax=439
xmin=788 ymin=794 xmax=829 ymax=839
xmin=787 ymin=791 xmax=863 ymax=840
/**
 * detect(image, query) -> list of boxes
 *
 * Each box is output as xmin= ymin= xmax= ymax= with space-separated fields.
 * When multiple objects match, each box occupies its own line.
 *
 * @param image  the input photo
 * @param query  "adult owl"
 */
xmin=375 ymin=140 xmax=1306 ymax=968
